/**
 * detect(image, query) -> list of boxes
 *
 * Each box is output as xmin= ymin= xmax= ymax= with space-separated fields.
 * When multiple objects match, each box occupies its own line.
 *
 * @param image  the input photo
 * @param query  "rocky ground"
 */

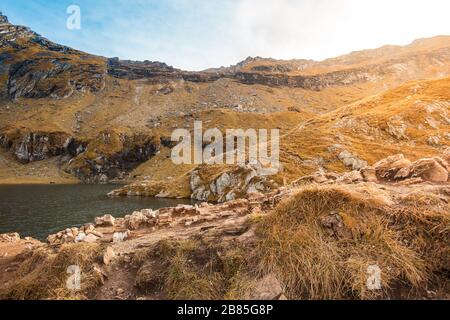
xmin=0 ymin=153 xmax=448 ymax=300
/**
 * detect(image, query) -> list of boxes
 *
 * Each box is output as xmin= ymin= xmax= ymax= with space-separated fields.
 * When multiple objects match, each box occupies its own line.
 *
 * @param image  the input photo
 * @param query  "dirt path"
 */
xmin=92 ymin=214 xmax=251 ymax=300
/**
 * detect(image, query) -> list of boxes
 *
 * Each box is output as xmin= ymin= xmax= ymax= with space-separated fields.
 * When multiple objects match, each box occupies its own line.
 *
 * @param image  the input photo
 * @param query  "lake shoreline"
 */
xmin=0 ymin=184 xmax=194 ymax=240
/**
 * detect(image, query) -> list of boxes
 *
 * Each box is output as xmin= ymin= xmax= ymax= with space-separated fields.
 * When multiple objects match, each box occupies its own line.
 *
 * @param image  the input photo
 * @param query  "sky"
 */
xmin=1 ymin=0 xmax=450 ymax=71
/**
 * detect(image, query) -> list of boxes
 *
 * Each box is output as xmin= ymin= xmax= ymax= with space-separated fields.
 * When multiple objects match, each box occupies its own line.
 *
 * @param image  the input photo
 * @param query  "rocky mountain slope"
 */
xmin=0 ymin=12 xmax=449 ymax=191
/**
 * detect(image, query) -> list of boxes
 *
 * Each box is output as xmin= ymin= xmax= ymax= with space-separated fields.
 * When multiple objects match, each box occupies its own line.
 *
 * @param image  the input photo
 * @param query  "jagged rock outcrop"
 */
xmin=372 ymin=154 xmax=449 ymax=183
xmin=0 ymin=12 xmax=8 ymax=24
xmin=393 ymin=157 xmax=449 ymax=183
xmin=107 ymin=58 xmax=179 ymax=80
xmin=0 ymin=14 xmax=106 ymax=100
xmin=190 ymin=164 xmax=278 ymax=202
xmin=0 ymin=127 xmax=161 ymax=183
xmin=7 ymin=58 xmax=106 ymax=99
xmin=106 ymin=56 xmax=375 ymax=91
xmin=373 ymin=154 xmax=412 ymax=181
xmin=0 ymin=129 xmax=76 ymax=163
xmin=107 ymin=58 xmax=225 ymax=83
xmin=65 ymin=130 xmax=161 ymax=183
xmin=234 ymin=67 xmax=373 ymax=90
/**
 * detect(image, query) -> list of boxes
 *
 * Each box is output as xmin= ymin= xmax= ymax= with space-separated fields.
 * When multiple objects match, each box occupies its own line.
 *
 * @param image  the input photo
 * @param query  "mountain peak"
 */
xmin=0 ymin=12 xmax=8 ymax=24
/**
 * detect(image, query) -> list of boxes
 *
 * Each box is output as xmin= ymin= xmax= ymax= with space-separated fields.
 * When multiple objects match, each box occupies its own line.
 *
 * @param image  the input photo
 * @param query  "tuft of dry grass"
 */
xmin=0 ymin=243 xmax=104 ymax=300
xmin=165 ymin=251 xmax=223 ymax=300
xmin=255 ymin=184 xmax=448 ymax=299
xmin=132 ymin=239 xmax=255 ymax=300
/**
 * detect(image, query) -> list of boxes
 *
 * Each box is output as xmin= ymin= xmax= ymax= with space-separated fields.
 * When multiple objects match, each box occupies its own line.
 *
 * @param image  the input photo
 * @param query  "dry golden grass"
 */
xmin=255 ymin=184 xmax=449 ymax=299
xmin=0 ymin=243 xmax=104 ymax=300
xmin=278 ymin=77 xmax=450 ymax=183
xmin=133 ymin=240 xmax=221 ymax=299
xmin=132 ymin=239 xmax=255 ymax=300
xmin=165 ymin=251 xmax=223 ymax=300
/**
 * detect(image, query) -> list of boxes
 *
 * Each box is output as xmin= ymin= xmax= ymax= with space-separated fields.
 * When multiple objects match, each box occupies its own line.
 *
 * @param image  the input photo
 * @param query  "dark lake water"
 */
xmin=0 ymin=184 xmax=194 ymax=240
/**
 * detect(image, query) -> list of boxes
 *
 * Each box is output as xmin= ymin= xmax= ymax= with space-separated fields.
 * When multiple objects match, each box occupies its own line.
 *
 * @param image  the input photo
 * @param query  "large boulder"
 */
xmin=125 ymin=211 xmax=151 ymax=230
xmin=373 ymin=154 xmax=411 ymax=181
xmin=396 ymin=157 xmax=449 ymax=183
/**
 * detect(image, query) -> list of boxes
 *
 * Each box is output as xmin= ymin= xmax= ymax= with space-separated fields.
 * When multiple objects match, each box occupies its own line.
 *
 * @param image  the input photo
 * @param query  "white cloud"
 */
xmin=21 ymin=0 xmax=449 ymax=71
xmin=228 ymin=0 xmax=450 ymax=62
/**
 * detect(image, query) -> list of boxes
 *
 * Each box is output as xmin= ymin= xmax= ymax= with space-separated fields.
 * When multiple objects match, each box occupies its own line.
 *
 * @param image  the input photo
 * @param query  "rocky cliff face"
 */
xmin=235 ymin=67 xmax=374 ymax=90
xmin=0 ymin=16 xmax=106 ymax=100
xmin=0 ymin=127 xmax=160 ymax=183
xmin=7 ymin=58 xmax=105 ymax=99
xmin=106 ymin=57 xmax=374 ymax=90
xmin=107 ymin=58 xmax=225 ymax=83
xmin=65 ymin=130 xmax=161 ymax=183
xmin=107 ymin=58 xmax=179 ymax=80
xmin=0 ymin=129 xmax=75 ymax=163
xmin=0 ymin=12 xmax=8 ymax=24
xmin=190 ymin=164 xmax=278 ymax=202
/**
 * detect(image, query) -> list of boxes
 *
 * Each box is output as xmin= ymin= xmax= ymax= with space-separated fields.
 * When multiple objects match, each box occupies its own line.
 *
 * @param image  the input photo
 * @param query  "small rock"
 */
xmin=126 ymin=211 xmax=150 ymax=230
xmin=62 ymin=234 xmax=75 ymax=244
xmin=90 ymin=230 xmax=104 ymax=238
xmin=0 ymin=233 xmax=20 ymax=243
xmin=103 ymin=247 xmax=115 ymax=265
xmin=71 ymin=228 xmax=79 ymax=237
xmin=361 ymin=166 xmax=377 ymax=182
xmin=338 ymin=150 xmax=368 ymax=171
xmin=83 ymin=233 xmax=99 ymax=243
xmin=95 ymin=214 xmax=115 ymax=227
xmin=427 ymin=136 xmax=441 ymax=146
xmin=250 ymin=273 xmax=284 ymax=300
xmin=83 ymin=224 xmax=96 ymax=234
xmin=113 ymin=231 xmax=130 ymax=243
xmin=75 ymin=232 xmax=87 ymax=243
